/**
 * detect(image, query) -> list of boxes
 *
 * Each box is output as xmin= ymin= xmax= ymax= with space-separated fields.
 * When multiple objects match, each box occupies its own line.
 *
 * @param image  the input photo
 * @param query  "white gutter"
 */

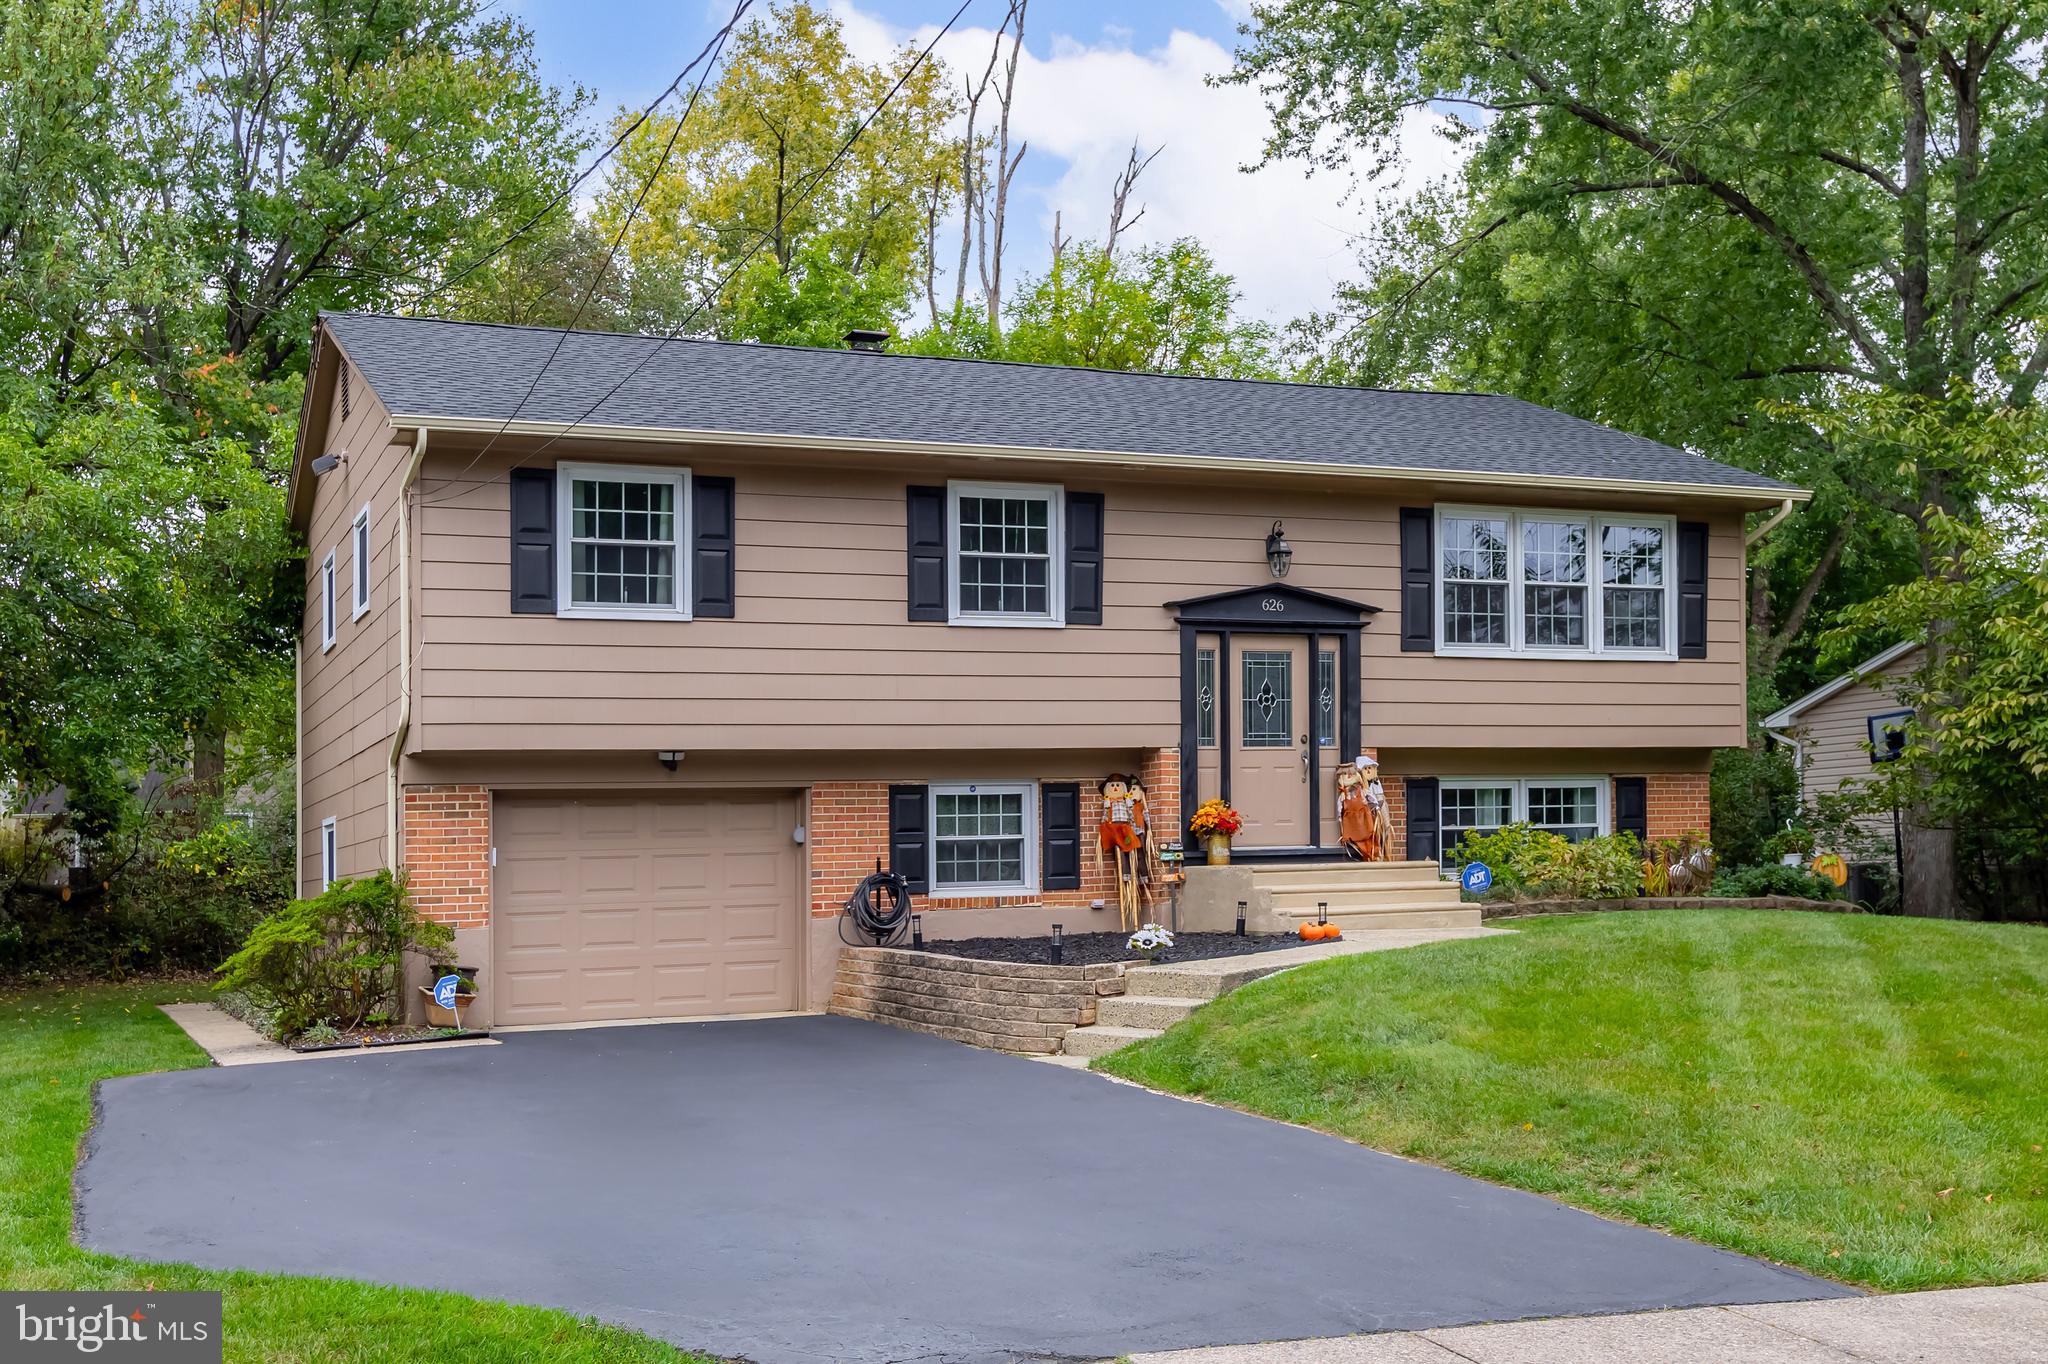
xmin=1745 ymin=495 xmax=1798 ymax=548
xmin=387 ymin=412 xmax=1811 ymax=508
xmin=386 ymin=427 xmax=429 ymax=871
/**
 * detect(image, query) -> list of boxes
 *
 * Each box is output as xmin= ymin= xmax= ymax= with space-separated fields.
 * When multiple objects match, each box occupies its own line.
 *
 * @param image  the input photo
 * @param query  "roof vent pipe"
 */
xmin=844 ymin=328 xmax=891 ymax=352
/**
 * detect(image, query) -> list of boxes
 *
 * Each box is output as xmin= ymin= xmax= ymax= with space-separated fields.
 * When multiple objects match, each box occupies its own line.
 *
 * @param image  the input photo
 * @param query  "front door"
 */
xmin=1230 ymin=635 xmax=1312 ymax=847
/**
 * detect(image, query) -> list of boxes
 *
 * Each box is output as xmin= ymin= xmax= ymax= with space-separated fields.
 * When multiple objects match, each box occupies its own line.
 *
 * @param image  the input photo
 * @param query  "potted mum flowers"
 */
xmin=1189 ymin=798 xmax=1243 ymax=864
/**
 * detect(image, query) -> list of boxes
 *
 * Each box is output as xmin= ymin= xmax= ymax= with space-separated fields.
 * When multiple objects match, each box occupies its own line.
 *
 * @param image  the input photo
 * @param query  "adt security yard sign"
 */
xmin=1460 ymin=862 xmax=1494 ymax=895
xmin=433 ymin=974 xmax=462 ymax=1012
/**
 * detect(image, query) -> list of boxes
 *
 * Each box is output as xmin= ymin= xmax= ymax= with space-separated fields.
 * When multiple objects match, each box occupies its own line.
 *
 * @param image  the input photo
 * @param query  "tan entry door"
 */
xmin=493 ymin=791 xmax=800 ymax=1026
xmin=1231 ymin=635 xmax=1312 ymax=847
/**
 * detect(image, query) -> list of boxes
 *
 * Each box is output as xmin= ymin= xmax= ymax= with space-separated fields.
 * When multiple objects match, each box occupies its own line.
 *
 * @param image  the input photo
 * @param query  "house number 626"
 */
xmin=1260 ymin=597 xmax=1286 ymax=612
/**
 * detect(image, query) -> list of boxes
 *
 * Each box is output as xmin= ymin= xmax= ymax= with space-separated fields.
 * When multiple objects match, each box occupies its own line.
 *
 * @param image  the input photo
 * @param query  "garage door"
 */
xmin=493 ymin=791 xmax=801 ymax=1026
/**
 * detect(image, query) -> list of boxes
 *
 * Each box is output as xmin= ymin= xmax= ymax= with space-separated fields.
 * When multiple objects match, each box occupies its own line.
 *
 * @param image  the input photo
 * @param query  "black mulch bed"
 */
xmin=920 ymin=931 xmax=1303 ymax=968
xmin=289 ymin=1024 xmax=489 ymax=1053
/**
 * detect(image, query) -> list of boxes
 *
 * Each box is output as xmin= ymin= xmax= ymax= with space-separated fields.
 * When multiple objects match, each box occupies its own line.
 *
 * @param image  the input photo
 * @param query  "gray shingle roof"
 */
xmin=322 ymin=312 xmax=1799 ymax=495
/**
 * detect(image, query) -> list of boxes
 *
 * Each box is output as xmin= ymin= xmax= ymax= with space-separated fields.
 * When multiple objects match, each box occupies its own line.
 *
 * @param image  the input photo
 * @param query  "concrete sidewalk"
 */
xmin=1127 ymin=1282 xmax=2048 ymax=1363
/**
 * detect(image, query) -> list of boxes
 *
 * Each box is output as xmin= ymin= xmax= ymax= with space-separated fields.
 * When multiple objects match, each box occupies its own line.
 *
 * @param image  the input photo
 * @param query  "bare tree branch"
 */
xmin=1105 ymin=140 xmax=1162 ymax=257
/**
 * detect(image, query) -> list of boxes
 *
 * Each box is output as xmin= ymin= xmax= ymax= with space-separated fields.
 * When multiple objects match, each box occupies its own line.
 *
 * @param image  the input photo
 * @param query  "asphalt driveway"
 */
xmin=79 ymin=1015 xmax=1849 ymax=1364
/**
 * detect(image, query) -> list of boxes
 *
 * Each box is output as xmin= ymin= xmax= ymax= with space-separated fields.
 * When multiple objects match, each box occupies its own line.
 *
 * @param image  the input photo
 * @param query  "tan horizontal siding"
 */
xmin=296 ymin=346 xmax=410 ymax=894
xmin=1790 ymin=650 xmax=1916 ymax=852
xmin=408 ymin=442 xmax=1749 ymax=755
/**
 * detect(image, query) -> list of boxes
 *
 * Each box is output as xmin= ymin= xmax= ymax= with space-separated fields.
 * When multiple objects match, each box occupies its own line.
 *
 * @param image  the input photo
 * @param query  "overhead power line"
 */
xmin=420 ymin=0 xmax=982 ymax=506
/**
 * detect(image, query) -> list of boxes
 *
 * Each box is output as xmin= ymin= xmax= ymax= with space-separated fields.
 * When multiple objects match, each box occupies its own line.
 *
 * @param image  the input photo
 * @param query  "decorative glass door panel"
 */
xmin=1229 ymin=636 xmax=1311 ymax=847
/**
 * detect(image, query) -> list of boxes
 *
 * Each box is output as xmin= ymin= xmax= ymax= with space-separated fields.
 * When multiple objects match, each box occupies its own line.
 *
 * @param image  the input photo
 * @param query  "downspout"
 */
xmin=386 ymin=428 xmax=429 ymax=871
xmin=294 ymin=648 xmax=304 ymax=897
xmin=1744 ymin=495 xmax=1797 ymax=549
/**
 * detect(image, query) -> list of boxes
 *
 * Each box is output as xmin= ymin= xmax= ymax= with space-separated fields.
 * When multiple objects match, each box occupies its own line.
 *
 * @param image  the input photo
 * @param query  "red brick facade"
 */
xmin=402 ymin=785 xmax=491 ymax=928
xmin=806 ymin=750 xmax=1182 ymax=918
xmin=1641 ymin=771 xmax=1712 ymax=843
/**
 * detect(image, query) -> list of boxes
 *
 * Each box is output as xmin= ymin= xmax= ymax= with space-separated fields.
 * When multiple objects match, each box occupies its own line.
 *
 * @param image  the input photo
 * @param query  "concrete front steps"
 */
xmin=1254 ymin=858 xmax=1482 ymax=932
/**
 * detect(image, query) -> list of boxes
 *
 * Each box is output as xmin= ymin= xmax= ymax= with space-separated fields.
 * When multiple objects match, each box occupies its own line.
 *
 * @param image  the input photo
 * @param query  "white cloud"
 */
xmin=828 ymin=2 xmax=1465 ymax=324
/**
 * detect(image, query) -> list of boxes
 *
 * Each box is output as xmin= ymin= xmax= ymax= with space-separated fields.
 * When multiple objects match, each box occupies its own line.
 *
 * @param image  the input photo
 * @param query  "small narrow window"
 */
xmin=320 ymin=551 xmax=337 ymax=651
xmin=1314 ymin=648 xmax=1337 ymax=747
xmin=320 ymin=817 xmax=337 ymax=890
xmin=351 ymin=505 xmax=371 ymax=619
xmin=1196 ymin=647 xmax=1217 ymax=748
xmin=338 ymin=358 xmax=350 ymax=419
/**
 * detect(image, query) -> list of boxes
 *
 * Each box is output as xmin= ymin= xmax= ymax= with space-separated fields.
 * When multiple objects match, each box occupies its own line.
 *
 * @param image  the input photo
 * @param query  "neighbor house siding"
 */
xmin=405 ymin=440 xmax=1749 ymax=755
xmin=1788 ymin=649 xmax=1917 ymax=853
xmin=297 ymin=346 xmax=412 ymax=896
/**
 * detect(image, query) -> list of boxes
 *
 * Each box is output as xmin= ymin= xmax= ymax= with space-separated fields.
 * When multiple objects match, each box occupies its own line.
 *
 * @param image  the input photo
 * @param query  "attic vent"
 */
xmin=843 ymin=328 xmax=890 ymax=353
xmin=339 ymin=358 xmax=351 ymax=419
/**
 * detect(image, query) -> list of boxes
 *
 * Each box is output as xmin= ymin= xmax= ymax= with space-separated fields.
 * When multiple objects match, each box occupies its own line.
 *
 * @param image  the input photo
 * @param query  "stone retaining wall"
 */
xmin=828 ymin=947 xmax=1126 ymax=1054
xmin=1482 ymin=895 xmax=1853 ymax=920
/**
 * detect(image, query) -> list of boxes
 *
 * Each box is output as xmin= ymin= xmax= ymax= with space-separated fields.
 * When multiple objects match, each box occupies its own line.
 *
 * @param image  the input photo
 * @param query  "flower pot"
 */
xmin=418 ymin=984 xmax=477 ymax=1029
xmin=1206 ymin=835 xmax=1231 ymax=866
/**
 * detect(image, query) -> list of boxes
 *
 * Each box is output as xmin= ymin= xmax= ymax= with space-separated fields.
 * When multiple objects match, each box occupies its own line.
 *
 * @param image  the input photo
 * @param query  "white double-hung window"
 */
xmin=929 ymin=782 xmax=1038 ymax=895
xmin=1439 ymin=777 xmax=1608 ymax=869
xmin=1436 ymin=506 xmax=1675 ymax=658
xmin=557 ymin=462 xmax=691 ymax=618
xmin=948 ymin=481 xmax=1063 ymax=626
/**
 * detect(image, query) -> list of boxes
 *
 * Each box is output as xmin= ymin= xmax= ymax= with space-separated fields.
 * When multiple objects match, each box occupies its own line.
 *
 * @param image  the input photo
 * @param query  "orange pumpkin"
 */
xmin=1298 ymin=922 xmax=1324 ymax=942
xmin=1322 ymin=925 xmax=1343 ymax=941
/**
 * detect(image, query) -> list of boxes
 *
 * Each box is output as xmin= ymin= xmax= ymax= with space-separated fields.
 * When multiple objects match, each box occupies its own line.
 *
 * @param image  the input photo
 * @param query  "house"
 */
xmin=1762 ymin=640 xmax=1920 ymax=865
xmin=288 ymin=313 xmax=1805 ymax=1028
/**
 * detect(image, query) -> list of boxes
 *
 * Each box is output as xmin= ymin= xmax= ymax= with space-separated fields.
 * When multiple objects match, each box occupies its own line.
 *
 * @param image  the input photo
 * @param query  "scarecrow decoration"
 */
xmin=1096 ymin=772 xmax=1147 ymax=932
xmin=1129 ymin=774 xmax=1154 ymax=898
xmin=1336 ymin=755 xmax=1394 ymax=862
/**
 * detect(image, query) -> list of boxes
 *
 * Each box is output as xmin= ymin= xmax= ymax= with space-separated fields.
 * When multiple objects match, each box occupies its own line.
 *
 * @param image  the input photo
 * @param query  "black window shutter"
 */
xmin=1614 ymin=776 xmax=1649 ymax=845
xmin=1677 ymin=520 xmax=1708 ymax=659
xmin=888 ymin=784 xmax=930 ymax=896
xmin=1065 ymin=492 xmax=1105 ymax=626
xmin=905 ymin=486 xmax=947 ymax=621
xmin=1041 ymin=782 xmax=1081 ymax=890
xmin=1405 ymin=776 xmax=1440 ymax=865
xmin=509 ymin=468 xmax=555 ymax=614
xmin=1399 ymin=508 xmax=1433 ymax=652
xmin=692 ymin=476 xmax=736 ymax=618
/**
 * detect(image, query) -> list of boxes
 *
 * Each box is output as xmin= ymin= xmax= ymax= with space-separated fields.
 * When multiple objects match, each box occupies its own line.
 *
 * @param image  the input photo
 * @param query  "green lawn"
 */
xmin=1099 ymin=911 xmax=2048 ymax=1290
xmin=1 ymin=981 xmax=718 ymax=1363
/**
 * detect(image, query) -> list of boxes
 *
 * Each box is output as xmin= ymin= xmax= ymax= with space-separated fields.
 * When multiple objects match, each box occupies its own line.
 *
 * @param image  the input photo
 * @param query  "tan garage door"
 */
xmin=493 ymin=791 xmax=801 ymax=1026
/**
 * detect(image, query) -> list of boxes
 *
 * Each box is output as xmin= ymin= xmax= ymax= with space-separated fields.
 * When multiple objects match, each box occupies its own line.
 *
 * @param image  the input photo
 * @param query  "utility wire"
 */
xmin=432 ymin=0 xmax=752 ymax=494
xmin=420 ymin=0 xmax=981 ymax=506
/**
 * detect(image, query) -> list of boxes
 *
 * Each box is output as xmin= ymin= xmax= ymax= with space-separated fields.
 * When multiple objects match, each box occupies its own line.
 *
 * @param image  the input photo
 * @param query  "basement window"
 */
xmin=1439 ymin=778 xmax=1608 ymax=869
xmin=929 ymin=782 xmax=1037 ymax=896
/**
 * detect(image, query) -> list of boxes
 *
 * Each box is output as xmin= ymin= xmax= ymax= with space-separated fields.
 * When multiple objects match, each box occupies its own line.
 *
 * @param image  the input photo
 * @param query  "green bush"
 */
xmin=1710 ymin=743 xmax=1799 ymax=869
xmin=1449 ymin=824 xmax=1642 ymax=899
xmin=215 ymin=871 xmax=450 ymax=1037
xmin=1710 ymin=862 xmax=1843 ymax=901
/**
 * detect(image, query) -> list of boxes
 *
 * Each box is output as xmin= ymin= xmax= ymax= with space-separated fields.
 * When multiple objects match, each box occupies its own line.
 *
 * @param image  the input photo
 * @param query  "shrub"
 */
xmin=1450 ymin=824 xmax=1642 ymax=899
xmin=1524 ymin=831 xmax=1644 ymax=899
xmin=1710 ymin=863 xmax=1843 ymax=901
xmin=215 ymin=871 xmax=450 ymax=1037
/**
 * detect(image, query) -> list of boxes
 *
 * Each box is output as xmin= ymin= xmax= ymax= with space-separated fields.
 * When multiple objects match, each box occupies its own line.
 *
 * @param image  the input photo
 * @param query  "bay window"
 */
xmin=1436 ymin=507 xmax=1675 ymax=657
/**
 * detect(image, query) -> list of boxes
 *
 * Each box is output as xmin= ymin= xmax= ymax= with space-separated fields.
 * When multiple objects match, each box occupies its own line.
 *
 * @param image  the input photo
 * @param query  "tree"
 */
xmin=1232 ymin=0 xmax=2048 ymax=915
xmin=972 ymin=237 xmax=1279 ymax=378
xmin=602 ymin=1 xmax=958 ymax=343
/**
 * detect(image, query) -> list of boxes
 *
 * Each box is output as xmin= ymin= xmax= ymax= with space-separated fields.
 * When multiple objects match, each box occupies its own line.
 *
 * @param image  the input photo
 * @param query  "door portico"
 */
xmin=1170 ymin=584 xmax=1379 ymax=862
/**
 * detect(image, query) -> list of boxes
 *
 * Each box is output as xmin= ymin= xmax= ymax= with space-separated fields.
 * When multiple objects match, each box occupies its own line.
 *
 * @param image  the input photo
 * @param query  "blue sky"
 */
xmin=500 ymin=0 xmax=1459 ymax=321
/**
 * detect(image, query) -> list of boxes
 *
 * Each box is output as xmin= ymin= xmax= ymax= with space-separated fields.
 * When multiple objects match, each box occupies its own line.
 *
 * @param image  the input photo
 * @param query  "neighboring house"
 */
xmin=288 ymin=313 xmax=1804 ymax=1027
xmin=1762 ymin=640 xmax=1921 ymax=863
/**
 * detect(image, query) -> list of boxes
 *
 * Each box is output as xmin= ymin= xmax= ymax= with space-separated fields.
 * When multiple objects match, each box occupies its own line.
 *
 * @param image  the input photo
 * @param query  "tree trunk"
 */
xmin=190 ymin=715 xmax=228 ymax=806
xmin=1900 ymin=807 xmax=1962 ymax=918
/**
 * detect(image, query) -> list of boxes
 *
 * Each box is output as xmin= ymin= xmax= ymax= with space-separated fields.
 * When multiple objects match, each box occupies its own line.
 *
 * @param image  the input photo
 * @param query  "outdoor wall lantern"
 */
xmin=310 ymin=450 xmax=346 ymax=475
xmin=1265 ymin=520 xmax=1294 ymax=578
xmin=655 ymin=750 xmax=682 ymax=771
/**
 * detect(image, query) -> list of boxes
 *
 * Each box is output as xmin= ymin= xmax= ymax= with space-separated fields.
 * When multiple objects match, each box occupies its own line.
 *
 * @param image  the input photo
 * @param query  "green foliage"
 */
xmin=1710 ymin=744 xmax=1800 ymax=871
xmin=1761 ymin=827 xmax=1816 ymax=861
xmin=1710 ymin=863 xmax=1842 ymax=901
xmin=215 ymin=872 xmax=451 ymax=1037
xmin=296 ymin=1021 xmax=343 ymax=1047
xmin=1449 ymin=824 xmax=1641 ymax=900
